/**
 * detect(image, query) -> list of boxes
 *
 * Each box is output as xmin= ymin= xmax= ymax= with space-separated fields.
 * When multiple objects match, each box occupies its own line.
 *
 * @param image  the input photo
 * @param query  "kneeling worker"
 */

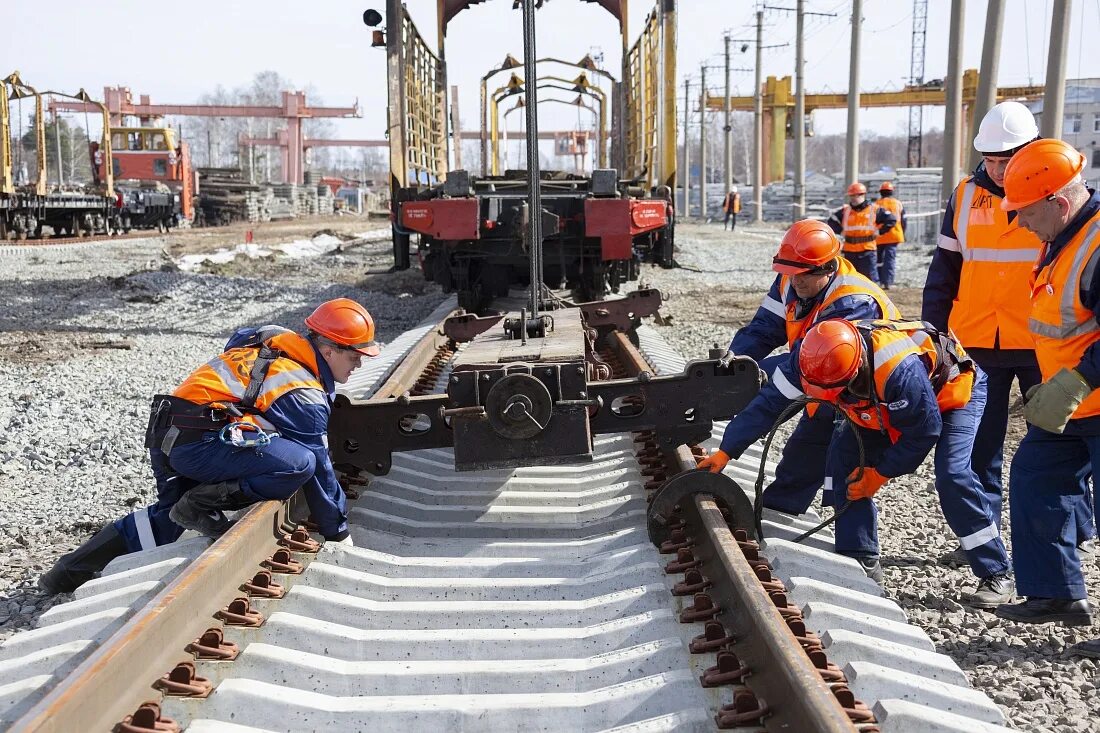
xmin=708 ymin=219 xmax=898 ymax=539
xmin=40 ymin=298 xmax=381 ymax=594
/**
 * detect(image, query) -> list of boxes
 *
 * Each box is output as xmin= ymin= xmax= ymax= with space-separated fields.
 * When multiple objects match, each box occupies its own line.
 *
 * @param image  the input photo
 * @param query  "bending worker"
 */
xmin=706 ymin=219 xmax=899 ymax=578
xmin=706 ymin=317 xmax=1012 ymax=605
xmin=875 ymin=181 xmax=906 ymax=289
xmin=994 ymin=139 xmax=1100 ymax=649
xmin=827 ymin=182 xmax=897 ymax=283
xmin=40 ymin=298 xmax=381 ymax=594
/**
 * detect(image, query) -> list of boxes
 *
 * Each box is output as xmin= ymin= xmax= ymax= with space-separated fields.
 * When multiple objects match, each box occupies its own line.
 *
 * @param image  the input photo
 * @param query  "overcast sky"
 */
xmin=8 ymin=0 xmax=1099 ymax=151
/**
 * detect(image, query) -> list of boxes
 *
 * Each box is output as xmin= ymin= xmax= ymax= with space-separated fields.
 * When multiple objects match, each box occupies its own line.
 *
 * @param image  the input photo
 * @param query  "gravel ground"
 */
xmin=643 ymin=220 xmax=1100 ymax=733
xmin=0 ymin=235 xmax=447 ymax=641
xmin=2 ymin=223 xmax=1098 ymax=731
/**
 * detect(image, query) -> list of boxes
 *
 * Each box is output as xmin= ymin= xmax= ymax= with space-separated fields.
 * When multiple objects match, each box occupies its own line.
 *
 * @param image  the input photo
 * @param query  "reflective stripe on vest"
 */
xmin=876 ymin=196 xmax=904 ymax=245
xmin=173 ymin=331 xmax=325 ymax=429
xmin=778 ymin=259 xmax=901 ymax=347
xmin=948 ymin=177 xmax=1043 ymax=350
xmin=834 ymin=320 xmax=975 ymax=441
xmin=1029 ymin=216 xmax=1100 ymax=419
xmin=841 ymin=204 xmax=879 ymax=252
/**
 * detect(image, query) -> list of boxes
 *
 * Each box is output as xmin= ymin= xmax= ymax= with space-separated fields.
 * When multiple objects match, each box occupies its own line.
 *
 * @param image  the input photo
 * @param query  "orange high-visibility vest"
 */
xmin=832 ymin=320 xmax=975 ymax=442
xmin=947 ymin=177 xmax=1043 ymax=350
xmin=876 ymin=196 xmax=905 ymax=245
xmin=173 ymin=328 xmax=325 ymax=431
xmin=841 ymin=204 xmax=879 ymax=253
xmin=778 ymin=258 xmax=900 ymax=347
xmin=1029 ymin=214 xmax=1100 ymax=419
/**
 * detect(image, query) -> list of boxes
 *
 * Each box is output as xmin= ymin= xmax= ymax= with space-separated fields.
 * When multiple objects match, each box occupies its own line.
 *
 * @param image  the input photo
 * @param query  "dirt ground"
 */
xmin=164 ymin=213 xmax=388 ymax=256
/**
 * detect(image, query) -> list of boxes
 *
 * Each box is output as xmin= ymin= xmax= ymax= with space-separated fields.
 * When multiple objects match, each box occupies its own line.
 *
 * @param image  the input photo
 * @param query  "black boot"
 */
xmin=39 ymin=523 xmax=129 ymax=595
xmin=169 ymin=481 xmax=252 ymax=538
xmin=995 ymin=597 xmax=1093 ymax=626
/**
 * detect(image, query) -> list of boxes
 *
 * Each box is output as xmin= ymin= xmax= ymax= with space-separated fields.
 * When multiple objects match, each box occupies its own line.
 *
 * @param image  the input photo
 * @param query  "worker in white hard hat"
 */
xmin=921 ymin=101 xmax=1096 ymax=599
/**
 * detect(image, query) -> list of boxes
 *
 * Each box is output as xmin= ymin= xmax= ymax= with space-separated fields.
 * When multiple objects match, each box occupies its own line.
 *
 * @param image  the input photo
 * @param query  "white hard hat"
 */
xmin=973 ymin=101 xmax=1038 ymax=153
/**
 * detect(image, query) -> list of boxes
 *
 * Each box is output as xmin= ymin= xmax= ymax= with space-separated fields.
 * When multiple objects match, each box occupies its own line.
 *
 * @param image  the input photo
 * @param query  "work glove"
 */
xmin=1023 ymin=367 xmax=1093 ymax=435
xmin=846 ymin=467 xmax=889 ymax=501
xmin=329 ymin=535 xmax=355 ymax=547
xmin=697 ymin=449 xmax=731 ymax=474
xmin=718 ymin=350 xmax=738 ymax=369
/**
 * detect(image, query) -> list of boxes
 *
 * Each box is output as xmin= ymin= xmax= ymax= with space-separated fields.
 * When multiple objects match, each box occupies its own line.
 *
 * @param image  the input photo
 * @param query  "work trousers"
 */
xmin=842 ymin=251 xmax=878 ymax=283
xmin=724 ymin=211 xmax=738 ymax=231
xmin=116 ymin=431 xmax=316 ymax=553
xmin=1009 ymin=426 xmax=1100 ymax=599
xmin=825 ymin=371 xmax=1010 ymax=577
xmin=875 ymin=244 xmax=898 ymax=288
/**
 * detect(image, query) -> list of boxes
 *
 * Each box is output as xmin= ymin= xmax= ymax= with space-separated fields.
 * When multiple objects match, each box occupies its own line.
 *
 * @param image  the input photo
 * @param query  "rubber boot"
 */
xmin=169 ymin=481 xmax=253 ymax=538
xmin=39 ymin=523 xmax=129 ymax=595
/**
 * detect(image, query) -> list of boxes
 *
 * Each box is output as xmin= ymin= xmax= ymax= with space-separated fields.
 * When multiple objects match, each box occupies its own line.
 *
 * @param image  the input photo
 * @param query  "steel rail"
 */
xmin=610 ymin=331 xmax=856 ymax=731
xmin=8 ymin=310 xmax=460 ymax=733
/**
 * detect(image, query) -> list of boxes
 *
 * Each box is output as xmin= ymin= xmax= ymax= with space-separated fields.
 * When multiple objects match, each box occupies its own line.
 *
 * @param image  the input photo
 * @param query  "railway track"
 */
xmin=0 ymin=299 xmax=1013 ymax=732
xmin=0 ymin=231 xmax=165 ymax=247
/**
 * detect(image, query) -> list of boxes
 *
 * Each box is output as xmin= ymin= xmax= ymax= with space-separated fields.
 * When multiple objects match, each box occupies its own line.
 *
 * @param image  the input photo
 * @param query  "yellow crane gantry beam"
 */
xmin=707 ymin=68 xmax=1044 ymax=183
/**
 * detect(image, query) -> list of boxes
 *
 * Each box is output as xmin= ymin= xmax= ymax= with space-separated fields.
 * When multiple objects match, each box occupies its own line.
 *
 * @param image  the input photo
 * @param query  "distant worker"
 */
xmin=39 ymin=299 xmax=381 ymax=594
xmin=994 ymin=139 xmax=1100 ymax=650
xmin=922 ymin=101 xmax=1095 ymax=569
xmin=707 ymin=317 xmax=1010 ymax=604
xmin=704 ymin=220 xmax=899 ymax=581
xmin=723 ymin=187 xmax=742 ymax=231
xmin=875 ymin=181 xmax=906 ymax=289
xmin=827 ymin=182 xmax=897 ymax=284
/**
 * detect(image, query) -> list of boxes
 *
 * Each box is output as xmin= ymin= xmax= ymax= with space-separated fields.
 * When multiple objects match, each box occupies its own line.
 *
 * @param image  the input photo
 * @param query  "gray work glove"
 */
xmin=718 ymin=350 xmax=738 ymax=369
xmin=1024 ymin=367 xmax=1093 ymax=434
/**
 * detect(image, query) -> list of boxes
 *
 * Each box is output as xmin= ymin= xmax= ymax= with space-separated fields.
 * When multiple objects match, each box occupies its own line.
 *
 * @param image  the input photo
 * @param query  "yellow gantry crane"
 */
xmin=1 ymin=74 xmax=12 ymax=196
xmin=708 ymin=68 xmax=1044 ymax=183
xmin=4 ymin=71 xmax=47 ymax=196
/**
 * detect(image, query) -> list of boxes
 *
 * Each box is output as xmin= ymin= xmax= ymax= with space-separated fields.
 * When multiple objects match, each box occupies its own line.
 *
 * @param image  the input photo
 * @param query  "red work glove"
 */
xmin=697 ymin=449 xmax=731 ymax=474
xmin=846 ymin=467 xmax=889 ymax=501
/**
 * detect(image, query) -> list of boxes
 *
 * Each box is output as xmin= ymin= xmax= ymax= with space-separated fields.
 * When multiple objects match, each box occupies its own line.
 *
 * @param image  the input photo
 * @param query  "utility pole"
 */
xmin=683 ymin=78 xmax=691 ymax=215
xmin=754 ymin=10 xmax=764 ymax=223
xmin=845 ymin=0 xmax=862 ymax=186
xmin=1041 ymin=0 xmax=1072 ymax=139
xmin=942 ymin=0 xmax=965 ymax=202
xmin=794 ymin=0 xmax=805 ymax=221
xmin=969 ymin=0 xmax=1004 ymax=169
xmin=700 ymin=63 xmax=707 ymax=220
xmin=724 ymin=33 xmax=732 ymax=203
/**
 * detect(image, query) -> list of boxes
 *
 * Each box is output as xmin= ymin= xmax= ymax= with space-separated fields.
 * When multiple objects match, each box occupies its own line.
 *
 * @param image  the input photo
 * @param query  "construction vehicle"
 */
xmin=94 ymin=125 xmax=196 ymax=230
xmin=369 ymin=0 xmax=679 ymax=311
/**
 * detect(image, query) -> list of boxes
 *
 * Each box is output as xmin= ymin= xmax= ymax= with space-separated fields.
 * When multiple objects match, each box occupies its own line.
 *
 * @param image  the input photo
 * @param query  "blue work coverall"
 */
xmin=116 ymin=327 xmax=349 ymax=551
xmin=729 ymin=273 xmax=886 ymax=514
xmin=1011 ymin=190 xmax=1100 ymax=600
xmin=827 ymin=202 xmax=897 ymax=283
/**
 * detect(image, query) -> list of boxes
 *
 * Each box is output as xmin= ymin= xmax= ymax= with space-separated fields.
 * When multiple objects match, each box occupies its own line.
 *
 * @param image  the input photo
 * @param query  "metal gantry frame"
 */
xmin=41 ymin=88 xmax=114 ymax=198
xmin=4 ymin=72 xmax=47 ymax=196
xmin=1 ymin=75 xmax=12 ymax=196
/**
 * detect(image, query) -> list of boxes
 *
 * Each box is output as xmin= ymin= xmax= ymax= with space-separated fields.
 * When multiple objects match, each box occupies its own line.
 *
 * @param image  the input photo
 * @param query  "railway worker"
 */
xmin=874 ymin=181 xmax=906 ymax=289
xmin=704 ymin=220 xmax=900 ymax=580
xmin=992 ymin=139 xmax=1100 ymax=640
xmin=723 ymin=186 xmax=742 ymax=231
xmin=39 ymin=298 xmax=380 ymax=595
xmin=706 ymin=317 xmax=1011 ymax=603
xmin=923 ymin=103 xmax=1097 ymax=569
xmin=827 ymin=182 xmax=898 ymax=284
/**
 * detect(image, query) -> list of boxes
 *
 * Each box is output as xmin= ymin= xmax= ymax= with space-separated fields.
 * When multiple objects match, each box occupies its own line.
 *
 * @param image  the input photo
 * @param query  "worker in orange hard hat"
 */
xmin=993 ymin=139 xmax=1100 ymax=651
xmin=39 ymin=298 xmax=382 ymax=595
xmin=711 ymin=315 xmax=1005 ymax=601
xmin=827 ymin=182 xmax=898 ymax=284
xmin=874 ymin=181 xmax=906 ymax=288
xmin=704 ymin=220 xmax=899 ymax=580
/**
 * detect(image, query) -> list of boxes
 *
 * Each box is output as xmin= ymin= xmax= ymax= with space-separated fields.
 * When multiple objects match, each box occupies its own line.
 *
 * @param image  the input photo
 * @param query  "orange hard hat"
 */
xmin=846 ymin=182 xmax=867 ymax=196
xmin=1001 ymin=139 xmax=1086 ymax=211
xmin=305 ymin=298 xmax=381 ymax=356
xmin=773 ymin=220 xmax=841 ymax=275
xmin=798 ymin=320 xmax=865 ymax=401
xmin=879 ymin=181 xmax=894 ymax=192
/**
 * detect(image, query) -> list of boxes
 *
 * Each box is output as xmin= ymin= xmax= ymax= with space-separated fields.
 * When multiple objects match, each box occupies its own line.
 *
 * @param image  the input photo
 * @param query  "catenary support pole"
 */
xmin=844 ymin=0 xmax=862 ymax=187
xmin=969 ymin=0 xmax=1004 ymax=169
xmin=1040 ymin=0 xmax=1072 ymax=139
xmin=941 ymin=0 xmax=965 ymax=202
xmin=753 ymin=10 xmax=763 ymax=223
